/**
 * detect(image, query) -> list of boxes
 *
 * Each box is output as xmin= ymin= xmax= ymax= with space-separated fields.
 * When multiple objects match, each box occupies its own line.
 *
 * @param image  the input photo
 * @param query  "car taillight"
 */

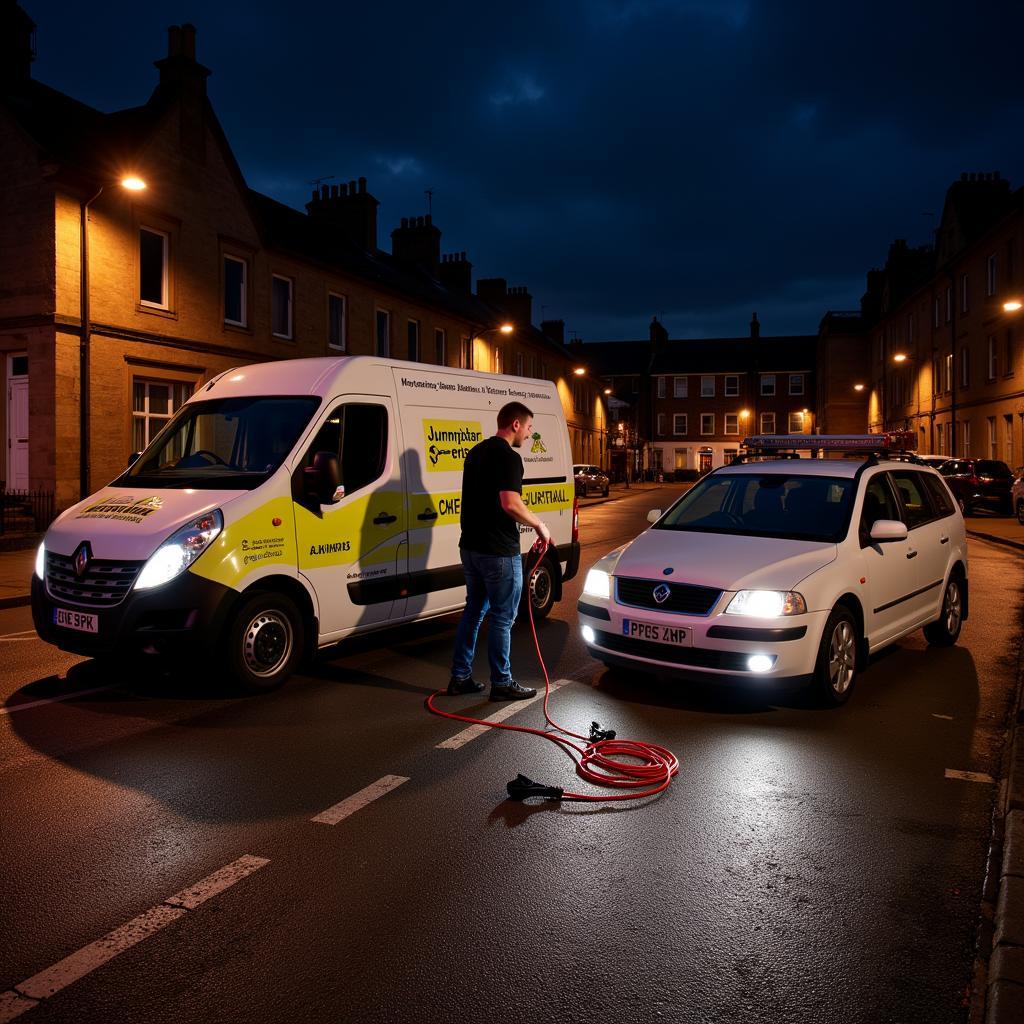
xmin=969 ymin=475 xmax=980 ymax=486
xmin=572 ymin=495 xmax=579 ymax=543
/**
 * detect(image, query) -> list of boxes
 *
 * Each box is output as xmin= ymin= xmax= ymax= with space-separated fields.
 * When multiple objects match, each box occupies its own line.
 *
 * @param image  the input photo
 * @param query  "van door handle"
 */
xmin=939 ymin=535 xmax=949 ymax=544
xmin=373 ymin=512 xmax=398 ymax=526
xmin=906 ymin=549 xmax=918 ymax=559
xmin=417 ymin=510 xmax=438 ymax=522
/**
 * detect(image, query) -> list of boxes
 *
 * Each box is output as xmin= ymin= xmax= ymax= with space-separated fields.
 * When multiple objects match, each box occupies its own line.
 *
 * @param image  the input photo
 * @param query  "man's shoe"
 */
xmin=490 ymin=680 xmax=537 ymax=701
xmin=447 ymin=675 xmax=485 ymax=695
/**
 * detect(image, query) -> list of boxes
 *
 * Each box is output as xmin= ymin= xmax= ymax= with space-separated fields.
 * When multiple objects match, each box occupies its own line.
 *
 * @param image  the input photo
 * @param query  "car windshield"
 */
xmin=114 ymin=396 xmax=322 ymax=490
xmin=653 ymin=471 xmax=855 ymax=542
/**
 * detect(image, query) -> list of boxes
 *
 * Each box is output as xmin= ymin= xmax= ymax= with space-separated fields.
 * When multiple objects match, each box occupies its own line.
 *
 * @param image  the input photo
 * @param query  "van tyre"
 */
xmin=813 ymin=605 xmax=858 ymax=707
xmin=526 ymin=556 xmax=556 ymax=620
xmin=226 ymin=591 xmax=304 ymax=693
xmin=923 ymin=573 xmax=964 ymax=647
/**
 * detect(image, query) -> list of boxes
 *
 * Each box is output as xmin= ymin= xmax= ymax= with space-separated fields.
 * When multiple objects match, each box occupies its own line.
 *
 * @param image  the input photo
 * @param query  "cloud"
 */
xmin=374 ymin=155 xmax=425 ymax=178
xmin=489 ymin=74 xmax=546 ymax=108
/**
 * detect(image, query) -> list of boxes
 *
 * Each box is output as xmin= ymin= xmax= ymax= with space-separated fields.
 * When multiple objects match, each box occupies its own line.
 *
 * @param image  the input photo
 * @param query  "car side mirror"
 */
xmin=304 ymin=451 xmax=342 ymax=505
xmin=127 ymin=451 xmax=142 ymax=468
xmin=647 ymin=508 xmax=662 ymax=524
xmin=869 ymin=519 xmax=908 ymax=542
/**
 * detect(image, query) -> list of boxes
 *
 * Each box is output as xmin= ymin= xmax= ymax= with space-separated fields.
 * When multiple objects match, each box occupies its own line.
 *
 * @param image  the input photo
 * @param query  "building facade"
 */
xmin=0 ymin=7 xmax=605 ymax=513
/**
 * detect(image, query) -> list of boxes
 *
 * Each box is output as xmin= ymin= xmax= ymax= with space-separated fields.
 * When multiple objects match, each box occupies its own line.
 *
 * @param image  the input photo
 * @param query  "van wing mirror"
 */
xmin=304 ymin=451 xmax=342 ymax=505
xmin=647 ymin=508 xmax=662 ymax=524
xmin=869 ymin=519 xmax=908 ymax=542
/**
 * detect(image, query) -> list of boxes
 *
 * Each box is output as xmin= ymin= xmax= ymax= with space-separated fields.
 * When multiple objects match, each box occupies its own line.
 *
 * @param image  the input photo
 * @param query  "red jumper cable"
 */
xmin=425 ymin=538 xmax=680 ymax=803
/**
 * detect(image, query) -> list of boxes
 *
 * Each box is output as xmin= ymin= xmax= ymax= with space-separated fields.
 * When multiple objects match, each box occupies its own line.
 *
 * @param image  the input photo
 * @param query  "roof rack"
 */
xmin=731 ymin=432 xmax=921 ymax=465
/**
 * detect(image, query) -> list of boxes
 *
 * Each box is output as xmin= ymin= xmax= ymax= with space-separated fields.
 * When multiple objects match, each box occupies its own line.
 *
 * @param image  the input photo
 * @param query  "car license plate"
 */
xmin=54 ymin=608 xmax=98 ymax=634
xmin=622 ymin=619 xmax=691 ymax=646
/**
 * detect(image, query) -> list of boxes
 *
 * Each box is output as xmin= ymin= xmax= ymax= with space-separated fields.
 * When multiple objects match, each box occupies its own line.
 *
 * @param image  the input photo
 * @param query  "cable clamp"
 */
xmin=506 ymin=773 xmax=563 ymax=801
xmin=589 ymin=721 xmax=617 ymax=742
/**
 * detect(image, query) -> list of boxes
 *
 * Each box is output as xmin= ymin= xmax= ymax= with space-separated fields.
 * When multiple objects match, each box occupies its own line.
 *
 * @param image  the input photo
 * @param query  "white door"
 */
xmin=7 ymin=357 xmax=28 ymax=491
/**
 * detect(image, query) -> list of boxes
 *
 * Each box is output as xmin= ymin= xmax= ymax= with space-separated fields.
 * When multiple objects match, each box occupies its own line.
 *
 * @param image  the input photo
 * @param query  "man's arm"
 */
xmin=500 ymin=491 xmax=551 ymax=543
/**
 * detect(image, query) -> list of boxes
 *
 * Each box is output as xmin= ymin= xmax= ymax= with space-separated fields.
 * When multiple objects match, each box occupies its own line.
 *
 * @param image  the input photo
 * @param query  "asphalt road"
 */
xmin=0 ymin=487 xmax=1020 ymax=1024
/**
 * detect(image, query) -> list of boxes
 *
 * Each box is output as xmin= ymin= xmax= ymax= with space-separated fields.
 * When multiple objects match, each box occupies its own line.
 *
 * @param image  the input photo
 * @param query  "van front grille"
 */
xmin=46 ymin=552 xmax=144 ymax=608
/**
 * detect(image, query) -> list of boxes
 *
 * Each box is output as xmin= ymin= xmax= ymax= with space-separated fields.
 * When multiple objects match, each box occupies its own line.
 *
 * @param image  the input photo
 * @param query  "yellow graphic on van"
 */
xmin=190 ymin=497 xmax=296 ymax=588
xmin=411 ymin=490 xmax=462 ymax=527
xmin=295 ymin=490 xmax=405 ymax=570
xmin=530 ymin=432 xmax=546 ymax=454
xmin=423 ymin=420 xmax=483 ymax=472
xmin=522 ymin=484 xmax=571 ymax=512
xmin=76 ymin=494 xmax=163 ymax=524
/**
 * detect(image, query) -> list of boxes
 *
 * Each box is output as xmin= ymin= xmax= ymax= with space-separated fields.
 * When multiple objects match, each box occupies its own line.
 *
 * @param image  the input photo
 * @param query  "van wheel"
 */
xmin=923 ymin=573 xmax=964 ymax=647
xmin=813 ymin=605 xmax=858 ymax=707
xmin=526 ymin=557 xmax=556 ymax=620
xmin=225 ymin=591 xmax=304 ymax=693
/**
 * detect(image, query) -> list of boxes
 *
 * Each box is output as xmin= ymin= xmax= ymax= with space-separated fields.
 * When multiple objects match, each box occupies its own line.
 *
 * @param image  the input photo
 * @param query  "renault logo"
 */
xmin=652 ymin=583 xmax=671 ymax=604
xmin=73 ymin=542 xmax=91 ymax=579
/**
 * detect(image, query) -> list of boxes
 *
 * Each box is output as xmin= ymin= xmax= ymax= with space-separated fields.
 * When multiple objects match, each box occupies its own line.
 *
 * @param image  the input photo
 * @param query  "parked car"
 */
xmin=938 ymin=458 xmax=1014 ymax=515
xmin=1012 ymin=472 xmax=1024 ymax=524
xmin=915 ymin=455 xmax=950 ymax=470
xmin=574 ymin=464 xmax=610 ymax=497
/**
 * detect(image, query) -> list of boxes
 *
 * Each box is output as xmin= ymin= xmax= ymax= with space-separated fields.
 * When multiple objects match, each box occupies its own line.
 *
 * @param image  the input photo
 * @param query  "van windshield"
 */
xmin=114 ymin=396 xmax=321 ymax=490
xmin=653 ymin=472 xmax=855 ymax=543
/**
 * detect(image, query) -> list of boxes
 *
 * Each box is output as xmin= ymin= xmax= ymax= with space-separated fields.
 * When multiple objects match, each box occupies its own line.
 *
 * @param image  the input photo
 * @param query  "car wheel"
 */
xmin=603 ymin=485 xmax=610 ymax=496
xmin=813 ymin=604 xmax=859 ymax=707
xmin=957 ymin=496 xmax=969 ymax=516
xmin=1017 ymin=500 xmax=1024 ymax=525
xmin=525 ymin=556 xmax=556 ymax=620
xmin=225 ymin=591 xmax=304 ymax=693
xmin=923 ymin=573 xmax=964 ymax=647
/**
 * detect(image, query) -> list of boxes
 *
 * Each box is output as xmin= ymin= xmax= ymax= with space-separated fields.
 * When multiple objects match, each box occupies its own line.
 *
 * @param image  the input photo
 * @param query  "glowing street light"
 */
xmin=739 ymin=408 xmax=750 ymax=419
xmin=893 ymin=352 xmax=908 ymax=363
xmin=573 ymin=367 xmax=586 ymax=376
xmin=499 ymin=322 xmax=514 ymax=334
xmin=120 ymin=176 xmax=147 ymax=191
xmin=1004 ymin=300 xmax=1022 ymax=313
xmin=603 ymin=388 xmax=612 ymax=395
xmin=853 ymin=383 xmax=865 ymax=392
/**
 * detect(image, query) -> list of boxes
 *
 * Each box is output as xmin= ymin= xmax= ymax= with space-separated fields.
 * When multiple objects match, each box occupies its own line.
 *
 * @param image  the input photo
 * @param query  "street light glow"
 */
xmin=574 ymin=367 xmax=586 ymax=376
xmin=1004 ymin=300 xmax=1023 ymax=312
xmin=893 ymin=352 xmax=907 ymax=363
xmin=499 ymin=323 xmax=514 ymax=334
xmin=740 ymin=409 xmax=750 ymax=418
xmin=120 ymin=176 xmax=147 ymax=191
xmin=854 ymin=383 xmax=865 ymax=392
xmin=604 ymin=388 xmax=612 ymax=395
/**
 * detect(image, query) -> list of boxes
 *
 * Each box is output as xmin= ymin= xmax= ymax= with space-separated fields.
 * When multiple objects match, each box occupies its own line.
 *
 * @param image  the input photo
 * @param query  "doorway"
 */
xmin=6 ymin=353 xmax=28 ymax=491
xmin=698 ymin=448 xmax=713 ymax=475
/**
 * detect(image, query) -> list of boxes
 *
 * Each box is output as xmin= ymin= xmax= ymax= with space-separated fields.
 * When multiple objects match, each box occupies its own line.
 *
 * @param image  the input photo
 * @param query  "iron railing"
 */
xmin=0 ymin=486 xmax=55 ymax=534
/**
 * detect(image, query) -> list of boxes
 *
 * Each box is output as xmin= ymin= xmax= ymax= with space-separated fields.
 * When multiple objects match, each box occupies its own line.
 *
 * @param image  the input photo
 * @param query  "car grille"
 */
xmin=615 ymin=577 xmax=722 ymax=615
xmin=46 ymin=552 xmax=144 ymax=608
xmin=591 ymin=629 xmax=752 ymax=671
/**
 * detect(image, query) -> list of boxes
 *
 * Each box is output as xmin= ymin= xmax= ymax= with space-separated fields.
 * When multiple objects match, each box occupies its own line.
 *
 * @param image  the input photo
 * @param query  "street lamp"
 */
xmin=853 ymin=383 xmax=865 ymax=392
xmin=465 ymin=322 xmax=513 ymax=371
xmin=603 ymin=387 xmax=612 ymax=395
xmin=1003 ymin=300 xmax=1022 ymax=313
xmin=893 ymin=352 xmax=908 ymax=363
xmin=80 ymin=174 xmax=147 ymax=496
xmin=573 ymin=367 xmax=586 ymax=376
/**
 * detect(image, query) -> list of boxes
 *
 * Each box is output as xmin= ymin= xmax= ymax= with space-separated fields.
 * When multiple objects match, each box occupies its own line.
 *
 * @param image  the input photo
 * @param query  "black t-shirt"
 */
xmin=459 ymin=436 xmax=524 ymax=556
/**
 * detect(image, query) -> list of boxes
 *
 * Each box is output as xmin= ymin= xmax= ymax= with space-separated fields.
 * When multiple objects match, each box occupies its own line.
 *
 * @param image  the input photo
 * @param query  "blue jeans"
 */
xmin=451 ymin=550 xmax=523 ymax=685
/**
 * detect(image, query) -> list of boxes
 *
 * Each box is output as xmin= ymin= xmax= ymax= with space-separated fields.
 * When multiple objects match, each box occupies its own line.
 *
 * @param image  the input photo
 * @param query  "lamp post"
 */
xmin=466 ymin=322 xmax=513 ymax=371
xmin=80 ymin=175 xmax=147 ymax=497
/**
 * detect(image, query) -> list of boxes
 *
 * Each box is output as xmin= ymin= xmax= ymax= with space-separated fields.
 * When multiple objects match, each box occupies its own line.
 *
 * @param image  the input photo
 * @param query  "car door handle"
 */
xmin=417 ymin=510 xmax=438 ymax=522
xmin=906 ymin=549 xmax=918 ymax=559
xmin=373 ymin=512 xmax=398 ymax=526
xmin=939 ymin=535 xmax=949 ymax=544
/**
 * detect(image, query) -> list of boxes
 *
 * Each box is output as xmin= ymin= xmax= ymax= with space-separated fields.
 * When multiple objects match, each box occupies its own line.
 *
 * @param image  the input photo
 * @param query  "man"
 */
xmin=448 ymin=401 xmax=551 ymax=700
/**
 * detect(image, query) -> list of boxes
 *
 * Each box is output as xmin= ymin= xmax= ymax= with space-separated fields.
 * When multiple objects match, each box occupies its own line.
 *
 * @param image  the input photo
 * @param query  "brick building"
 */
xmin=0 ymin=5 xmax=605 ymax=513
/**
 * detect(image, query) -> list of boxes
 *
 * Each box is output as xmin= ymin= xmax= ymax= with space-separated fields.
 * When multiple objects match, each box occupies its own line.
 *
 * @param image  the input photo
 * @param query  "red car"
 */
xmin=938 ymin=458 xmax=1013 ymax=515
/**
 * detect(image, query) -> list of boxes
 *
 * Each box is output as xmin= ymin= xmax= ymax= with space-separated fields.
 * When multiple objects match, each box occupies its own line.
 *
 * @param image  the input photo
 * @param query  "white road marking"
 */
xmin=436 ymin=679 xmax=570 ymax=750
xmin=0 ymin=630 xmax=38 ymax=641
xmin=2 ymin=854 xmax=270 ymax=1016
xmin=931 ymin=713 xmax=954 ymax=720
xmin=0 ymin=686 xmax=118 ymax=716
xmin=311 ymin=775 xmax=409 ymax=825
xmin=945 ymin=769 xmax=996 ymax=784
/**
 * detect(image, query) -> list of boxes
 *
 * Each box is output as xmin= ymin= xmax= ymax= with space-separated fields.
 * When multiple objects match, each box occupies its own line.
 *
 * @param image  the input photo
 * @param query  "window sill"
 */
xmin=137 ymin=304 xmax=177 ymax=321
xmin=223 ymin=321 xmax=252 ymax=336
xmin=272 ymin=333 xmax=294 ymax=342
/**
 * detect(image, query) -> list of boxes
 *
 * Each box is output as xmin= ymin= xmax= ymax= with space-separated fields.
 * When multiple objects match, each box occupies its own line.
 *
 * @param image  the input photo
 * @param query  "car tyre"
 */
xmin=923 ymin=573 xmax=964 ymax=647
xmin=525 ymin=555 xmax=557 ymax=620
xmin=957 ymin=496 xmax=970 ymax=516
xmin=225 ymin=590 xmax=304 ymax=693
xmin=1017 ymin=499 xmax=1024 ymax=525
xmin=813 ymin=604 xmax=859 ymax=707
xmin=603 ymin=485 xmax=610 ymax=496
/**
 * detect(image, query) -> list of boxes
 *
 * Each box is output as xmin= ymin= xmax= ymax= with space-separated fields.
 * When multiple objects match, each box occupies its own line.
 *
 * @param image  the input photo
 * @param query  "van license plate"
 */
xmin=622 ymin=620 xmax=691 ymax=646
xmin=54 ymin=608 xmax=98 ymax=634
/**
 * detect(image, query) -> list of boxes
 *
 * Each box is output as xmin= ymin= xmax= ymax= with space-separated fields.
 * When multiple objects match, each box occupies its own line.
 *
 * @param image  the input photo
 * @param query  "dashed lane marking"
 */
xmin=0 ymin=630 xmax=38 ymax=641
xmin=436 ymin=679 xmax=570 ymax=750
xmin=0 ymin=854 xmax=269 ymax=1021
xmin=311 ymin=775 xmax=409 ymax=825
xmin=931 ymin=714 xmax=954 ymax=720
xmin=0 ymin=686 xmax=118 ymax=716
xmin=945 ymin=769 xmax=996 ymax=784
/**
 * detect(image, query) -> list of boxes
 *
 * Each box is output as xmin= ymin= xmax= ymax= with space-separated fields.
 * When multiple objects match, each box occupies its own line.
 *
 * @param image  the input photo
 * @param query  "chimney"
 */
xmin=503 ymin=286 xmax=533 ymax=327
xmin=477 ymin=278 xmax=508 ymax=307
xmin=440 ymin=251 xmax=472 ymax=293
xmin=541 ymin=319 xmax=565 ymax=345
xmin=649 ymin=316 xmax=668 ymax=350
xmin=391 ymin=214 xmax=442 ymax=278
xmin=0 ymin=2 xmax=35 ymax=92
xmin=750 ymin=312 xmax=760 ymax=339
xmin=307 ymin=176 xmax=380 ymax=252
xmin=152 ymin=23 xmax=210 ymax=160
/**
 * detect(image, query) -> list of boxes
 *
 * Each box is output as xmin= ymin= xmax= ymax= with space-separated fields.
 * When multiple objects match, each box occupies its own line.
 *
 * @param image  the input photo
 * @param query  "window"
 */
xmin=920 ymin=474 xmax=955 ymax=518
xmin=461 ymin=335 xmax=472 ymax=369
xmin=788 ymin=411 xmax=804 ymax=433
xmin=223 ymin=255 xmax=247 ymax=327
xmin=673 ymin=376 xmax=688 ymax=398
xmin=724 ymin=375 xmax=738 ymax=397
xmin=1006 ymin=415 xmax=1014 ymax=466
xmin=657 ymin=376 xmax=666 ymax=399
xmin=988 ymin=335 xmax=997 ymax=379
xmin=724 ymin=413 xmax=739 ymax=435
xmin=960 ymin=273 xmax=969 ymax=314
xmin=1006 ymin=327 xmax=1015 ymax=376
xmin=890 ymin=470 xmax=935 ymax=530
xmin=933 ymin=297 xmax=941 ymax=329
xmin=674 ymin=448 xmax=688 ymax=470
xmin=375 ymin=310 xmax=390 ymax=357
xmin=960 ymin=347 xmax=970 ymax=388
xmin=271 ymin=275 xmax=293 ymax=339
xmin=987 ymin=253 xmax=997 ymax=296
xmin=700 ymin=413 xmax=714 ymax=435
xmin=657 ymin=413 xmax=666 ymax=436
xmin=131 ymin=379 xmax=192 ymax=455
xmin=988 ymin=417 xmax=997 ymax=459
xmin=515 ymin=351 xmax=524 ymax=376
xmin=760 ymin=374 xmax=776 ymax=396
xmin=937 ymin=426 xmax=945 ymax=456
xmin=494 ymin=345 xmax=503 ymax=375
xmin=573 ymin=379 xmax=585 ymax=413
xmin=760 ymin=411 xmax=776 ymax=434
xmin=944 ymin=353 xmax=952 ymax=393
xmin=700 ymin=376 xmax=715 ymax=397
xmin=673 ymin=414 xmax=687 ymax=435
xmin=529 ymin=354 xmax=537 ymax=377
xmin=945 ymin=285 xmax=952 ymax=323
xmin=962 ymin=420 xmax=971 ymax=457
xmin=300 ymin=402 xmax=389 ymax=500
xmin=860 ymin=475 xmax=900 ymax=541
xmin=328 ymin=293 xmax=346 ymax=351
xmin=724 ymin=448 xmax=738 ymax=463
xmin=788 ymin=374 xmax=804 ymax=396
xmin=435 ymin=328 xmax=446 ymax=365
xmin=407 ymin=319 xmax=420 ymax=361
xmin=139 ymin=228 xmax=169 ymax=308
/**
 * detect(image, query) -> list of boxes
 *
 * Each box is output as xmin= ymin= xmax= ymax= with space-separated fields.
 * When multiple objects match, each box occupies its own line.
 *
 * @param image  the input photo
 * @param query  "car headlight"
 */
xmin=135 ymin=510 xmax=223 ymax=591
xmin=35 ymin=542 xmax=45 ymax=581
xmin=583 ymin=568 xmax=612 ymax=600
xmin=726 ymin=590 xmax=807 ymax=617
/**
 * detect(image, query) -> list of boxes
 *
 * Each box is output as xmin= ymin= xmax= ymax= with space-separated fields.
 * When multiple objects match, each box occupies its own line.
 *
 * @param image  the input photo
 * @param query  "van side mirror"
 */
xmin=304 ymin=451 xmax=342 ymax=505
xmin=869 ymin=519 xmax=908 ymax=542
xmin=647 ymin=509 xmax=662 ymax=524
xmin=127 ymin=451 xmax=142 ymax=468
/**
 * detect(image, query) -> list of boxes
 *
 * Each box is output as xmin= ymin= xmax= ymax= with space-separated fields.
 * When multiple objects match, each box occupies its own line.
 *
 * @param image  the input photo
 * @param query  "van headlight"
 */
xmin=583 ymin=569 xmax=611 ymax=600
xmin=135 ymin=510 xmax=223 ymax=591
xmin=35 ymin=542 xmax=45 ymax=580
xmin=726 ymin=590 xmax=806 ymax=617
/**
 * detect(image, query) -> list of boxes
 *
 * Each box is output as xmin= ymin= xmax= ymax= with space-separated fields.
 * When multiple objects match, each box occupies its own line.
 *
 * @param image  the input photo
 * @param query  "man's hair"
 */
xmin=497 ymin=401 xmax=533 ymax=429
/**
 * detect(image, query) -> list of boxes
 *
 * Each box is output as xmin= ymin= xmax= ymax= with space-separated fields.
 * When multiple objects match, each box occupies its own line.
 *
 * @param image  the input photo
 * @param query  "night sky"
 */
xmin=31 ymin=1 xmax=1024 ymax=341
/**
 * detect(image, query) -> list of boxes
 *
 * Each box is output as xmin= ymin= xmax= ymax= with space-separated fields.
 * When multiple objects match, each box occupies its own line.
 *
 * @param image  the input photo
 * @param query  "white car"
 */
xmin=577 ymin=435 xmax=967 ymax=705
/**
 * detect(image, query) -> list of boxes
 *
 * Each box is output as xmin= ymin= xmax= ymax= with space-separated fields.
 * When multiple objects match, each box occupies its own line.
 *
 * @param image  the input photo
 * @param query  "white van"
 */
xmin=32 ymin=357 xmax=580 ymax=690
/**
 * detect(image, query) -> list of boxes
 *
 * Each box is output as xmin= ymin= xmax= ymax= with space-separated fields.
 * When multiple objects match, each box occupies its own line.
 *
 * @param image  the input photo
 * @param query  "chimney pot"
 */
xmin=167 ymin=25 xmax=182 ymax=57
xmin=349 ymin=180 xmax=357 ymax=193
xmin=330 ymin=184 xmax=338 ymax=198
xmin=180 ymin=23 xmax=197 ymax=60
xmin=358 ymin=177 xmax=367 ymax=193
